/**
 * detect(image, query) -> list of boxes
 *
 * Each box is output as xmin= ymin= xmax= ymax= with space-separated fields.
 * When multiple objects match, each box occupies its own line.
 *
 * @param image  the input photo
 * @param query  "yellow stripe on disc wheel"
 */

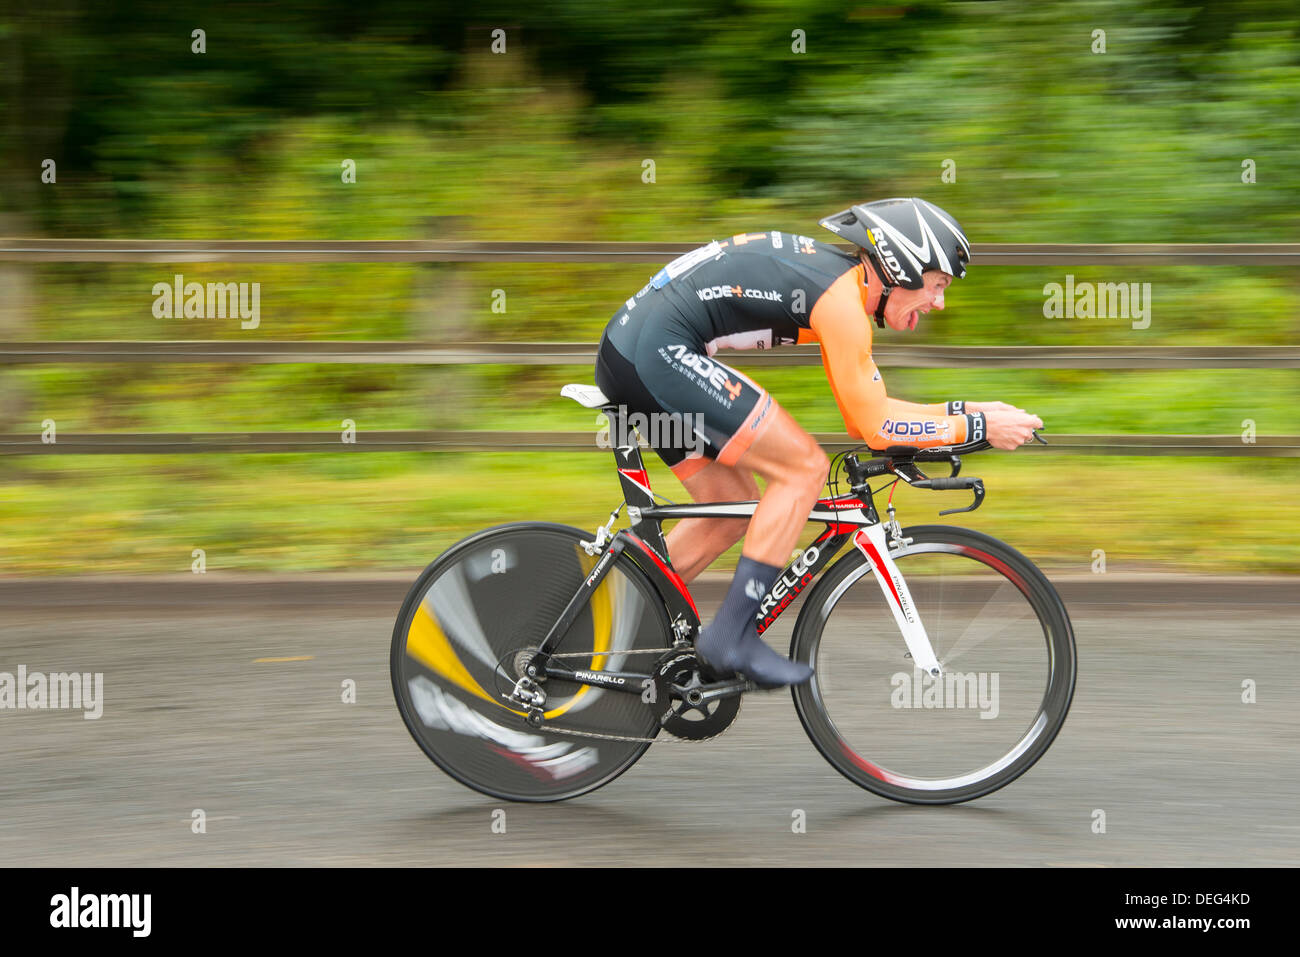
xmin=405 ymin=603 xmax=508 ymax=708
xmin=404 ymin=545 xmax=616 ymax=719
xmin=540 ymin=546 xmax=614 ymax=719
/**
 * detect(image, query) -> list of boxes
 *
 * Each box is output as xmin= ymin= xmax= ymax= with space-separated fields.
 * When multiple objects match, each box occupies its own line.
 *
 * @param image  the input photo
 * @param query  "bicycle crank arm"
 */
xmin=673 ymin=677 xmax=753 ymax=706
xmin=852 ymin=525 xmax=944 ymax=676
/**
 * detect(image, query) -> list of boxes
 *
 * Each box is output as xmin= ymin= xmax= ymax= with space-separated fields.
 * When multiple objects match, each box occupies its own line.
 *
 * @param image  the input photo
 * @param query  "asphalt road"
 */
xmin=2 ymin=576 xmax=1297 ymax=866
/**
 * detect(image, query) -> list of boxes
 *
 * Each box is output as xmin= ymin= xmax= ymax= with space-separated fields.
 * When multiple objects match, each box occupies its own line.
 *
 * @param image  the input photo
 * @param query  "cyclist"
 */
xmin=594 ymin=198 xmax=1043 ymax=688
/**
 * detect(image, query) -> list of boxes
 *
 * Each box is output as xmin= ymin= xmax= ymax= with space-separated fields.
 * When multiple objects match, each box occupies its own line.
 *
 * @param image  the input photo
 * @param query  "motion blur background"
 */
xmin=2 ymin=0 xmax=1297 ymax=574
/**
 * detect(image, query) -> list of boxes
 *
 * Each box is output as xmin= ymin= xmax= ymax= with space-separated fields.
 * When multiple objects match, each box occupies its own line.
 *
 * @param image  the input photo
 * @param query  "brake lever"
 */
xmin=903 ymin=474 xmax=986 ymax=514
xmin=938 ymin=479 xmax=985 ymax=515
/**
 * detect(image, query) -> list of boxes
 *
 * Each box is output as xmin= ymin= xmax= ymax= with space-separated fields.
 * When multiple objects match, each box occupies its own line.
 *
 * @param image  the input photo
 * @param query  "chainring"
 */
xmin=652 ymin=650 xmax=741 ymax=740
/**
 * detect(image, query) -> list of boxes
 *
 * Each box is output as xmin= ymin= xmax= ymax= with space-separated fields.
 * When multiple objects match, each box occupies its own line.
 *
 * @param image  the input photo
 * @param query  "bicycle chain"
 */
xmin=532 ymin=720 xmax=722 ymax=745
xmin=544 ymin=647 xmax=679 ymax=658
xmin=514 ymin=646 xmax=735 ymax=744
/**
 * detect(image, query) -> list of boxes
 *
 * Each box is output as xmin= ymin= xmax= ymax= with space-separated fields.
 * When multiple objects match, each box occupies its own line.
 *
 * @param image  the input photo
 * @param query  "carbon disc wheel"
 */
xmin=391 ymin=523 xmax=672 ymax=802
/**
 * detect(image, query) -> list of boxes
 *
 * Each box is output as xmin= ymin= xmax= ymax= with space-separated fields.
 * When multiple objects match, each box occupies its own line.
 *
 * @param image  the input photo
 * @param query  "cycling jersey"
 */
xmin=596 ymin=230 xmax=982 ymax=474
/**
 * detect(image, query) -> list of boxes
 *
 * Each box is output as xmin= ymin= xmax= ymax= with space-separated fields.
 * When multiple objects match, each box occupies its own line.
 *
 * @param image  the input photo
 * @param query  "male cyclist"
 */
xmin=594 ymin=198 xmax=1043 ymax=688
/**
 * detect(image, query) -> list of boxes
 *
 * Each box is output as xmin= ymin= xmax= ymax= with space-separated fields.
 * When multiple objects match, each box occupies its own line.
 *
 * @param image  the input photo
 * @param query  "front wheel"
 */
xmin=790 ymin=525 xmax=1076 ymax=804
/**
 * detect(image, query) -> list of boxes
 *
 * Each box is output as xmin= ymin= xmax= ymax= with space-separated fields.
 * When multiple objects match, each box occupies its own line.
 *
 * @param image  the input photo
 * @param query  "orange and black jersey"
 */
xmin=599 ymin=231 xmax=984 ymax=454
xmin=603 ymin=231 xmax=838 ymax=355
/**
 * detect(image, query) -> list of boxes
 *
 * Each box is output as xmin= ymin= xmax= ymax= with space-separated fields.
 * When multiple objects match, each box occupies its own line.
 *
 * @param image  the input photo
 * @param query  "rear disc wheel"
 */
xmin=391 ymin=522 xmax=672 ymax=802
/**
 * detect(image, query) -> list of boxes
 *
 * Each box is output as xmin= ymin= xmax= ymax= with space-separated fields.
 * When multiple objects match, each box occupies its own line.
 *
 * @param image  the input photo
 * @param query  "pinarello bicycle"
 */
xmin=391 ymin=383 xmax=1076 ymax=804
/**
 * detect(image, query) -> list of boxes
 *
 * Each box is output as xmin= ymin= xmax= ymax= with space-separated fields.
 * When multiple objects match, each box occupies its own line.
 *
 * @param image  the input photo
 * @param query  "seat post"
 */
xmin=604 ymin=406 xmax=670 ymax=560
xmin=562 ymin=384 xmax=673 ymax=562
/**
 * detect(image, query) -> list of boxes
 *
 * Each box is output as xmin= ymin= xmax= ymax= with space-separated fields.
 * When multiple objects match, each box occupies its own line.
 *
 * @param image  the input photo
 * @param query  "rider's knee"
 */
xmin=764 ymin=438 xmax=826 ymax=498
xmin=798 ymin=444 xmax=831 ymax=497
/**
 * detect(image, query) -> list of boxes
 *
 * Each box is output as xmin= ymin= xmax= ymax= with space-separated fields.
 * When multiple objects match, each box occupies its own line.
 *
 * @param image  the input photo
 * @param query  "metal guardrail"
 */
xmin=3 ymin=342 xmax=1298 ymax=369
xmin=3 ymin=239 xmax=1300 ymax=264
xmin=2 ymin=241 xmax=1293 ymax=459
xmin=3 ymin=432 xmax=1295 ymax=456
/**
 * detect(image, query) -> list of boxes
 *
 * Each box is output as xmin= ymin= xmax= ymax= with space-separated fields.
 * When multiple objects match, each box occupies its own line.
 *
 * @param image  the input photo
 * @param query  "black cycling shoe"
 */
xmin=696 ymin=624 xmax=814 ymax=689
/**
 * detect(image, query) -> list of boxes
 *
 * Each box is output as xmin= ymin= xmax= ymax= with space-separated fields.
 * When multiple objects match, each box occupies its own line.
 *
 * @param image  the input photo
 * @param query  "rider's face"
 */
xmin=882 ymin=270 xmax=951 ymax=332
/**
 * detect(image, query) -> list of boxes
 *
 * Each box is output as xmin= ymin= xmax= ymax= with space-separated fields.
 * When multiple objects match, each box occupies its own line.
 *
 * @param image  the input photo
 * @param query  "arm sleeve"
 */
xmin=810 ymin=290 xmax=973 ymax=451
xmin=890 ymin=398 xmax=948 ymax=415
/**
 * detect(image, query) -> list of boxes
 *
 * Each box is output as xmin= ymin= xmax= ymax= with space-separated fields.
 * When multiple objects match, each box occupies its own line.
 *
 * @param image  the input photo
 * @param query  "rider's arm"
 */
xmin=889 ymin=397 xmax=948 ymax=415
xmin=810 ymin=284 xmax=981 ymax=450
xmin=889 ymin=397 xmax=981 ymax=417
xmin=802 ymin=297 xmax=964 ymax=421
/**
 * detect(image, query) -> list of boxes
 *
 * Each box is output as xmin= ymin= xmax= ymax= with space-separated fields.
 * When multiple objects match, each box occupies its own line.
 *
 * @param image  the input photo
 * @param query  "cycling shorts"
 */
xmin=595 ymin=333 xmax=775 ymax=478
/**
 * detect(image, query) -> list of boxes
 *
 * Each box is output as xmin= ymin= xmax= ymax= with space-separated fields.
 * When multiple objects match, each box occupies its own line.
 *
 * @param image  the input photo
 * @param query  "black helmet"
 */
xmin=819 ymin=197 xmax=970 ymax=327
xmin=819 ymin=197 xmax=970 ymax=289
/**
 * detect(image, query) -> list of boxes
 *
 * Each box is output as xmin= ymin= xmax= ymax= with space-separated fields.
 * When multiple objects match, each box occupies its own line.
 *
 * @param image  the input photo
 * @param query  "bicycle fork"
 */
xmin=852 ymin=524 xmax=944 ymax=676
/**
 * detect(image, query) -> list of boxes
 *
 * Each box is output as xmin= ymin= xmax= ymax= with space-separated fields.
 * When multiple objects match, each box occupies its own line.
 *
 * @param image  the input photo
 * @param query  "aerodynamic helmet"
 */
xmin=818 ymin=197 xmax=970 ymax=325
xmin=819 ymin=197 xmax=970 ymax=288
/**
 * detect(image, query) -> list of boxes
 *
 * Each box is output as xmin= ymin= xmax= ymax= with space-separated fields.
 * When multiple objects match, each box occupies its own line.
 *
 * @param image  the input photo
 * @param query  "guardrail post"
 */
xmin=0 ymin=215 xmax=35 ymax=427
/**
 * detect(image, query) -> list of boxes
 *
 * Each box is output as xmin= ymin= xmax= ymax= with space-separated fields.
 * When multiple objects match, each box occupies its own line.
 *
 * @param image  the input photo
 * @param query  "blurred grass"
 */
xmin=4 ymin=15 xmax=1299 ymax=576
xmin=10 ymin=364 xmax=1296 ymax=436
xmin=0 ymin=452 xmax=1296 ymax=575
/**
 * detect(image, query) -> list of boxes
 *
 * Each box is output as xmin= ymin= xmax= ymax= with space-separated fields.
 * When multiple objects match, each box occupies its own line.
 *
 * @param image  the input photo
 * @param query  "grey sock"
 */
xmin=697 ymin=555 xmax=814 ymax=688
xmin=700 ymin=555 xmax=780 ymax=661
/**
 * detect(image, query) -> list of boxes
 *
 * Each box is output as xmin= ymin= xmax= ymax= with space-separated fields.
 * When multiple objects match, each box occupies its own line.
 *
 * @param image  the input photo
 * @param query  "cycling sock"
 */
xmin=697 ymin=555 xmax=814 ymax=688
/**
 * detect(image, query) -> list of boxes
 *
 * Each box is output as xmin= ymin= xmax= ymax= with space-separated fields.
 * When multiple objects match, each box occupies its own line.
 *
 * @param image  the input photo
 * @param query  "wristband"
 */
xmin=947 ymin=400 xmax=966 ymax=415
xmin=964 ymin=411 xmax=986 ymax=444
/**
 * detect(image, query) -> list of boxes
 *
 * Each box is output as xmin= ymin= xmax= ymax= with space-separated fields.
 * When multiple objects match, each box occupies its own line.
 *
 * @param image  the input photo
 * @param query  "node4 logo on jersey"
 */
xmin=659 ymin=345 xmax=746 ymax=405
xmin=695 ymin=285 xmax=783 ymax=303
xmin=1042 ymin=274 xmax=1151 ymax=329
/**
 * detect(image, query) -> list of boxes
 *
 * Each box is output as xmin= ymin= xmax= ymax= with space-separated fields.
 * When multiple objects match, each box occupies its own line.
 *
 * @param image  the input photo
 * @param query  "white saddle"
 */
xmin=561 ymin=383 xmax=614 ymax=409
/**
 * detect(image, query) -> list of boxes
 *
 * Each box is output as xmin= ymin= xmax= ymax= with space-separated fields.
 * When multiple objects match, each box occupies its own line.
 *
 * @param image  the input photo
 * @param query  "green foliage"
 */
xmin=2 ymin=0 xmax=1297 ymax=572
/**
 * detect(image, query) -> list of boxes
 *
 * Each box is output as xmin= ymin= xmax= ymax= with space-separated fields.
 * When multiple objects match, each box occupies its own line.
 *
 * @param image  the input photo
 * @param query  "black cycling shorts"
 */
xmin=595 ymin=334 xmax=774 ymax=475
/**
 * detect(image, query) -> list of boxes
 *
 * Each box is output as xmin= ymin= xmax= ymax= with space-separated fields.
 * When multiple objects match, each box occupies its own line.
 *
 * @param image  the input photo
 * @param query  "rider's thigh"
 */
xmin=733 ymin=402 xmax=829 ymax=488
xmin=676 ymin=458 xmax=760 ymax=504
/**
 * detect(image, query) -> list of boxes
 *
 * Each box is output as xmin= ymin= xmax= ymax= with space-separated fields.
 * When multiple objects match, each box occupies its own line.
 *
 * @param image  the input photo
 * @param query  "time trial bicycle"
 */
xmin=391 ymin=383 xmax=1077 ymax=804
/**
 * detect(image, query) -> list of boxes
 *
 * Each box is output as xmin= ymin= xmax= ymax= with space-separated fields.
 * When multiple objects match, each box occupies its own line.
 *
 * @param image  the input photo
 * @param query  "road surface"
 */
xmin=2 ymin=576 xmax=1296 ymax=866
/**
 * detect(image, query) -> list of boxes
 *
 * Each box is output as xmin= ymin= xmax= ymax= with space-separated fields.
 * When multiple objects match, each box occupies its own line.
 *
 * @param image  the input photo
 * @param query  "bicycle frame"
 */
xmin=522 ymin=405 xmax=948 ymax=697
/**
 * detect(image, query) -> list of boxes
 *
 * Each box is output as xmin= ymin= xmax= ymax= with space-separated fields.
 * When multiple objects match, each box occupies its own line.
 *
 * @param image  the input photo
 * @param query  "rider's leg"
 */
xmin=694 ymin=401 xmax=828 ymax=687
xmin=664 ymin=459 xmax=760 ymax=584
xmin=730 ymin=406 xmax=829 ymax=564
xmin=597 ymin=334 xmax=823 ymax=684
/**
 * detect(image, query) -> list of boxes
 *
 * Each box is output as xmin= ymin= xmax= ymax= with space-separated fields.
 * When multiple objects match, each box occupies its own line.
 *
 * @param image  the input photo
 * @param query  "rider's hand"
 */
xmin=965 ymin=400 xmax=1025 ymax=415
xmin=983 ymin=408 xmax=1044 ymax=450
